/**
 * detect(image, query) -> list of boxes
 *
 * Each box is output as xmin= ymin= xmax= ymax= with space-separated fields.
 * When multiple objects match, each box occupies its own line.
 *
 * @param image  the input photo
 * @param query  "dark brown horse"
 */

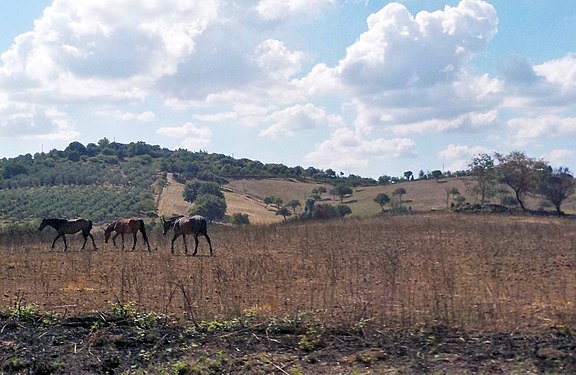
xmin=162 ymin=215 xmax=214 ymax=256
xmin=104 ymin=217 xmax=150 ymax=251
xmin=39 ymin=218 xmax=97 ymax=251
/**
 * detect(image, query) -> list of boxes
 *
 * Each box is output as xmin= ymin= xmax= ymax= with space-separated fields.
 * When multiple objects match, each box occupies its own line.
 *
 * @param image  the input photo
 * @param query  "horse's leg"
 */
xmin=182 ymin=234 xmax=189 ymax=255
xmin=131 ymin=232 xmax=137 ymax=251
xmin=204 ymin=233 xmax=214 ymax=256
xmin=121 ymin=234 xmax=125 ymax=251
xmin=171 ymin=233 xmax=179 ymax=254
xmin=192 ymin=234 xmax=199 ymax=256
xmin=62 ymin=234 xmax=68 ymax=251
xmin=88 ymin=233 xmax=97 ymax=249
xmin=81 ymin=234 xmax=88 ymax=250
xmin=112 ymin=233 xmax=119 ymax=248
xmin=52 ymin=233 xmax=63 ymax=250
xmin=140 ymin=227 xmax=151 ymax=251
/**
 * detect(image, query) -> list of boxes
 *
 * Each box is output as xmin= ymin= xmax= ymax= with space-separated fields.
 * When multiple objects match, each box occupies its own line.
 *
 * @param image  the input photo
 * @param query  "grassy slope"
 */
xmin=157 ymin=175 xmax=576 ymax=222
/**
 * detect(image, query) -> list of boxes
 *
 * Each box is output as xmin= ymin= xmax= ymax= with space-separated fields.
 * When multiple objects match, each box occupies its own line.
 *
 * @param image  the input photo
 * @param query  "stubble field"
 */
xmin=2 ymin=212 xmax=576 ymax=373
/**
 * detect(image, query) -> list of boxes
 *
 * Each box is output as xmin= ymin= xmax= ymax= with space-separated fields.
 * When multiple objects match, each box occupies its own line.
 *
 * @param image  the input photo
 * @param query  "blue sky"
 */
xmin=1 ymin=1 xmax=575 ymax=178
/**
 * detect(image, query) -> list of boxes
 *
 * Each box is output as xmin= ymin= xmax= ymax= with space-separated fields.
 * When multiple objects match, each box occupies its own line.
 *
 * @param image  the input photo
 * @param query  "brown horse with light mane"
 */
xmin=104 ymin=217 xmax=150 ymax=251
xmin=162 ymin=215 xmax=214 ymax=256
xmin=39 ymin=218 xmax=97 ymax=251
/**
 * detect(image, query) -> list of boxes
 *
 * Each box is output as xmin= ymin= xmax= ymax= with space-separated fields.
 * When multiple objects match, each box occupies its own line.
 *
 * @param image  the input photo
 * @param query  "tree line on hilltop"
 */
xmin=0 ymin=139 xmax=574 ymax=225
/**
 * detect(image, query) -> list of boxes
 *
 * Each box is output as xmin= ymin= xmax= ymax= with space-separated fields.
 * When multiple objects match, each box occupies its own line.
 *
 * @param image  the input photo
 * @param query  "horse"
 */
xmin=104 ymin=217 xmax=151 ymax=251
xmin=38 ymin=218 xmax=97 ymax=251
xmin=162 ymin=215 xmax=214 ymax=256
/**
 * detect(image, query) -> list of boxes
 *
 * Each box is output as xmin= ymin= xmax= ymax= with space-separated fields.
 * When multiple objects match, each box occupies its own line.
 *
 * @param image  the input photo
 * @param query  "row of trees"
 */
xmin=470 ymin=151 xmax=575 ymax=214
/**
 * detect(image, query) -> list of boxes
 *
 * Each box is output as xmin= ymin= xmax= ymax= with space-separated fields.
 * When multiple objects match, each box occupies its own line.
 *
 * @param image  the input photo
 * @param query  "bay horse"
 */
xmin=162 ymin=215 xmax=214 ymax=256
xmin=104 ymin=217 xmax=151 ymax=251
xmin=39 ymin=218 xmax=97 ymax=251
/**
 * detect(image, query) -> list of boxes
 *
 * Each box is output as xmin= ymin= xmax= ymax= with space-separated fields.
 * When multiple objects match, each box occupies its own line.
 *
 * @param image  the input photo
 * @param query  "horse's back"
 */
xmin=115 ymin=217 xmax=143 ymax=233
xmin=177 ymin=215 xmax=207 ymax=234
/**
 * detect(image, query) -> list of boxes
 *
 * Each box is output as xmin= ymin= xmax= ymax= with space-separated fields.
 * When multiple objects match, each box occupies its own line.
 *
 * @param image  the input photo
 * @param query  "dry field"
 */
xmin=2 ymin=212 xmax=576 ymax=373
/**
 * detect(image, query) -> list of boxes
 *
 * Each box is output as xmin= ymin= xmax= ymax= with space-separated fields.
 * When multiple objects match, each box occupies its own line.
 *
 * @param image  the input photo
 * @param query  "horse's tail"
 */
xmin=199 ymin=217 xmax=208 ymax=235
xmin=86 ymin=219 xmax=93 ymax=234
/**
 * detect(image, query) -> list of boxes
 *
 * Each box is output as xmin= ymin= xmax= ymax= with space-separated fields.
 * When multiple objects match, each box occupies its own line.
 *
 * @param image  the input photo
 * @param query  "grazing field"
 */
xmin=2 ymin=213 xmax=576 ymax=373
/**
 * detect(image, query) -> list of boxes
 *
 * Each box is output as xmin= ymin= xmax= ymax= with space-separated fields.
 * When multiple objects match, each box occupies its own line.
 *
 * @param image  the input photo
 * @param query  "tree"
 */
xmin=469 ymin=153 xmax=498 ymax=205
xmin=538 ymin=167 xmax=576 ymax=215
xmin=335 ymin=204 xmax=352 ymax=218
xmin=392 ymin=187 xmax=407 ymax=202
xmin=403 ymin=171 xmax=414 ymax=181
xmin=374 ymin=193 xmax=391 ymax=211
xmin=286 ymin=199 xmax=301 ymax=213
xmin=263 ymin=196 xmax=275 ymax=208
xmin=303 ymin=196 xmax=317 ymax=217
xmin=330 ymin=185 xmax=353 ymax=203
xmin=183 ymin=180 xmax=224 ymax=203
xmin=276 ymin=206 xmax=292 ymax=221
xmin=312 ymin=186 xmax=327 ymax=199
xmin=190 ymin=194 xmax=227 ymax=222
xmin=495 ymin=151 xmax=547 ymax=211
xmin=230 ymin=212 xmax=250 ymax=225
xmin=445 ymin=187 xmax=460 ymax=208
xmin=430 ymin=170 xmax=443 ymax=180
xmin=378 ymin=175 xmax=392 ymax=185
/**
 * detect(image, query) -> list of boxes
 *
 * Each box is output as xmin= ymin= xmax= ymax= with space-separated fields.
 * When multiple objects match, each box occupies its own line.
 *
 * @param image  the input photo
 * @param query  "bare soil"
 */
xmin=2 ymin=313 xmax=576 ymax=374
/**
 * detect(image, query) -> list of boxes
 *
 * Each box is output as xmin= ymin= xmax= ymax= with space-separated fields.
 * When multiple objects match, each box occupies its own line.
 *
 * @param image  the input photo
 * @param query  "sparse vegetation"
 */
xmin=1 ymin=141 xmax=576 ymax=373
xmin=1 ymin=213 xmax=576 ymax=373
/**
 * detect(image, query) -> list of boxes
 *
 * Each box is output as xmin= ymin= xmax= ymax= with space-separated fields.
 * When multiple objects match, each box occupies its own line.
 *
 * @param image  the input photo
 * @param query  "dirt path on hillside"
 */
xmin=156 ymin=173 xmax=193 ymax=217
xmin=156 ymin=174 xmax=281 ymax=223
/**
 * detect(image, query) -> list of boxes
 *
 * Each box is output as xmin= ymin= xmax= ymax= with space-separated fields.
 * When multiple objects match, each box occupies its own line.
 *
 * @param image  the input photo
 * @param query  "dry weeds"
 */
xmin=2 ymin=213 xmax=576 ymax=333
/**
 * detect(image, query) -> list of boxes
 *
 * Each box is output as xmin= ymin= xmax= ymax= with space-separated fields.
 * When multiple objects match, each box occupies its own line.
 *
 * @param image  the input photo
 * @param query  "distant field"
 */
xmin=160 ymin=175 xmax=576 ymax=223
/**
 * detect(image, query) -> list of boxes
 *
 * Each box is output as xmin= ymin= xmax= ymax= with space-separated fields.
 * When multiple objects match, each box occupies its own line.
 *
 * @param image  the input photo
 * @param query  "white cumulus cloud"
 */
xmin=157 ymin=122 xmax=212 ymax=150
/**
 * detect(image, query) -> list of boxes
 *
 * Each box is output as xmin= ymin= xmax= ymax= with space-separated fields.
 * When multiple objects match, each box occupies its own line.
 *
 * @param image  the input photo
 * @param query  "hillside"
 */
xmin=1 ymin=140 xmax=574 ymax=224
xmin=146 ymin=173 xmax=576 ymax=223
xmin=158 ymin=175 xmax=484 ymax=223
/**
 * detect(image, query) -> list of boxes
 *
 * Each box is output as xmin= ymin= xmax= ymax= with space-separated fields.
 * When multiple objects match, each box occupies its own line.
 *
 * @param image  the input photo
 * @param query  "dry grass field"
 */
xmin=3 ymin=176 xmax=576 ymax=373
xmin=2 ymin=212 xmax=576 ymax=373
xmin=3 ymin=213 xmax=576 ymax=330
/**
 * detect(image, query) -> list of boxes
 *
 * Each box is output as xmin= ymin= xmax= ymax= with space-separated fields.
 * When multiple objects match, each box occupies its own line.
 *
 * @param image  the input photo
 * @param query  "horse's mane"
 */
xmin=167 ymin=215 xmax=184 ymax=221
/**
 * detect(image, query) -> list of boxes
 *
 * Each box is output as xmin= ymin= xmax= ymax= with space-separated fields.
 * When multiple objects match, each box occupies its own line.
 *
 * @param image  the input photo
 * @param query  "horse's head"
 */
xmin=103 ymin=222 xmax=115 ymax=243
xmin=162 ymin=216 xmax=179 ymax=235
xmin=38 ymin=218 xmax=48 ymax=231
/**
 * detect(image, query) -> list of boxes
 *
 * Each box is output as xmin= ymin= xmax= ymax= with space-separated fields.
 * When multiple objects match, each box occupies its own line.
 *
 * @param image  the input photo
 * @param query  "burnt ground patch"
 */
xmin=1 ymin=313 xmax=576 ymax=374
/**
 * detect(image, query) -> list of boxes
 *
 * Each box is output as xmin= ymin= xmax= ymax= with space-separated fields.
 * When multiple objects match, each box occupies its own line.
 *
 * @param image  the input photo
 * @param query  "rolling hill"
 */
xmin=159 ymin=175 xmax=486 ymax=224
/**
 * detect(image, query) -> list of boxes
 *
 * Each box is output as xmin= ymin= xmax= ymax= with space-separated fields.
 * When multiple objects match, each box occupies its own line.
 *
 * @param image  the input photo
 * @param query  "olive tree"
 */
xmin=469 ymin=153 xmax=498 ymax=205
xmin=495 ymin=151 xmax=547 ymax=211
xmin=538 ymin=167 xmax=576 ymax=215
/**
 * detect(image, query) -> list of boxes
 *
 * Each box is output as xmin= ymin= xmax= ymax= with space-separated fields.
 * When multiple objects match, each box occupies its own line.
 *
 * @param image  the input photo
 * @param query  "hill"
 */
xmin=1 ymin=139 xmax=574 ymax=225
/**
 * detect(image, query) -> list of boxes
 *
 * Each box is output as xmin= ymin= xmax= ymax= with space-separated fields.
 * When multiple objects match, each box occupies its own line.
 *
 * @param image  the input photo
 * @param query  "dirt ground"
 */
xmin=1 ymin=312 xmax=576 ymax=374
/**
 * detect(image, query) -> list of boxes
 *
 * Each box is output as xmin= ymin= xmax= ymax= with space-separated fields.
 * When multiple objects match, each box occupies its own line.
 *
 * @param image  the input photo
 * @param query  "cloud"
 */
xmin=111 ymin=110 xmax=156 ymax=122
xmin=298 ymin=0 xmax=501 ymax=140
xmin=0 ymin=104 xmax=78 ymax=140
xmin=497 ymin=54 xmax=540 ymax=86
xmin=157 ymin=122 xmax=212 ymax=149
xmin=255 ymin=0 xmax=336 ymax=21
xmin=438 ymin=144 xmax=493 ymax=171
xmin=507 ymin=115 xmax=576 ymax=146
xmin=305 ymin=127 xmax=416 ymax=172
xmin=500 ymin=54 xmax=576 ymax=111
xmin=192 ymin=112 xmax=238 ymax=122
xmin=259 ymin=103 xmax=344 ymax=138
xmin=0 ymin=0 xmax=220 ymax=102
xmin=335 ymin=1 xmax=498 ymax=91
xmin=545 ymin=149 xmax=576 ymax=169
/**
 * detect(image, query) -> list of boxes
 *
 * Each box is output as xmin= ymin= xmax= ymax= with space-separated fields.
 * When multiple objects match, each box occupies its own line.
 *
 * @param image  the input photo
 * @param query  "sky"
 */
xmin=0 ymin=1 xmax=575 ymax=178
